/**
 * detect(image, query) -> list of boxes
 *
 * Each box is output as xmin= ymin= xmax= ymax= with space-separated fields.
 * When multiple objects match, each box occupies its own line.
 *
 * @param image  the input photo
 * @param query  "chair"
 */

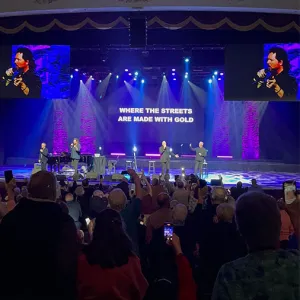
xmin=125 ymin=160 xmax=133 ymax=169
xmin=202 ymin=159 xmax=208 ymax=178
xmin=148 ymin=160 xmax=156 ymax=174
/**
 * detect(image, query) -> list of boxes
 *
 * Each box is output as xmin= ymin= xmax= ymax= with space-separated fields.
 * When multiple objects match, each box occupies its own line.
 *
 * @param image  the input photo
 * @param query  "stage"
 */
xmin=0 ymin=157 xmax=299 ymax=189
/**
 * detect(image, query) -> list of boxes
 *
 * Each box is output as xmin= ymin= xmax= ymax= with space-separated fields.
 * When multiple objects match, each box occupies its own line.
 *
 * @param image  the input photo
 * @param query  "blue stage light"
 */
xmin=134 ymin=71 xmax=139 ymax=76
xmin=184 ymin=74 xmax=188 ymax=79
xmin=141 ymin=79 xmax=145 ymax=83
xmin=214 ymin=71 xmax=218 ymax=75
xmin=218 ymin=78 xmax=221 ymax=81
xmin=99 ymin=80 xmax=102 ymax=83
xmin=91 ymin=78 xmax=94 ymax=81
xmin=172 ymin=69 xmax=176 ymax=72
xmin=208 ymin=79 xmax=212 ymax=83
xmin=220 ymin=72 xmax=224 ymax=76
xmin=172 ymin=73 xmax=175 ymax=76
xmin=116 ymin=75 xmax=119 ymax=79
xmin=129 ymin=73 xmax=132 ymax=76
xmin=125 ymin=69 xmax=129 ymax=72
xmin=134 ymin=77 xmax=137 ymax=81
xmin=70 ymin=75 xmax=73 ymax=78
xmin=80 ymin=79 xmax=83 ymax=82
xmin=173 ymin=78 xmax=177 ymax=81
xmin=75 ymin=69 xmax=79 ymax=72
xmin=185 ymin=58 xmax=189 ymax=63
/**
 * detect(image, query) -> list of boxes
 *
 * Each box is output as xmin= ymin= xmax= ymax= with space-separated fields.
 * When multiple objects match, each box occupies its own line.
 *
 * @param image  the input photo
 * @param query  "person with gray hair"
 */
xmin=0 ymin=171 xmax=78 ymax=300
xmin=212 ymin=192 xmax=300 ymax=300
xmin=172 ymin=180 xmax=189 ymax=207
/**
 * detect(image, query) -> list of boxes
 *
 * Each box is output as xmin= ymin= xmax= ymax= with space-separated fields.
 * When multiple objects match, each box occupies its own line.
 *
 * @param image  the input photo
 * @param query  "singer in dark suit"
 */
xmin=0 ymin=47 xmax=42 ymax=98
xmin=159 ymin=141 xmax=179 ymax=175
xmin=254 ymin=47 xmax=297 ymax=100
xmin=190 ymin=141 xmax=207 ymax=177
xmin=39 ymin=143 xmax=48 ymax=171
xmin=70 ymin=138 xmax=81 ymax=174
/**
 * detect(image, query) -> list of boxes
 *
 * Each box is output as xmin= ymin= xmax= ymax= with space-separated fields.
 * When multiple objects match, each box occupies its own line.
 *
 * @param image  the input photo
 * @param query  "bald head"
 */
xmin=212 ymin=187 xmax=227 ymax=204
xmin=172 ymin=204 xmax=188 ymax=224
xmin=236 ymin=192 xmax=281 ymax=251
xmin=199 ymin=141 xmax=204 ymax=148
xmin=28 ymin=171 xmax=57 ymax=201
xmin=65 ymin=193 xmax=74 ymax=202
xmin=41 ymin=143 xmax=46 ymax=149
xmin=108 ymin=188 xmax=127 ymax=212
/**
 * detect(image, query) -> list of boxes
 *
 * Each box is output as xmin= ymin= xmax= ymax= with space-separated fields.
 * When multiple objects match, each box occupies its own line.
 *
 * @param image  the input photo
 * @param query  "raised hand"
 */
xmin=257 ymin=68 xmax=266 ymax=79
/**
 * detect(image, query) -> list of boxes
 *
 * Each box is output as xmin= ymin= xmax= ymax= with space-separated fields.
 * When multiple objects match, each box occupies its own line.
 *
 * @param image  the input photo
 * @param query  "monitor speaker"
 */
xmin=210 ymin=179 xmax=223 ymax=186
xmin=86 ymin=172 xmax=98 ymax=179
xmin=56 ymin=174 xmax=67 ymax=181
xmin=129 ymin=17 xmax=147 ymax=48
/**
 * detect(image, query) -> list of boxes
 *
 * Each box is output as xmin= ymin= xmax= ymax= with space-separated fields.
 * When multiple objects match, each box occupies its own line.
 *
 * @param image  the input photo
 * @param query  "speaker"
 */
xmin=112 ymin=174 xmax=124 ymax=181
xmin=104 ymin=175 xmax=112 ymax=182
xmin=129 ymin=17 xmax=147 ymax=48
xmin=56 ymin=174 xmax=67 ymax=181
xmin=86 ymin=172 xmax=98 ymax=180
xmin=210 ymin=179 xmax=223 ymax=186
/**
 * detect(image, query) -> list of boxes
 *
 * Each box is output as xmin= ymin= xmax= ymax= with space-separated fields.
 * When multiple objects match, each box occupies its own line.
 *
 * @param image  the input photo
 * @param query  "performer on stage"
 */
xmin=190 ymin=141 xmax=207 ymax=177
xmin=70 ymin=138 xmax=81 ymax=174
xmin=159 ymin=141 xmax=179 ymax=175
xmin=39 ymin=142 xmax=48 ymax=171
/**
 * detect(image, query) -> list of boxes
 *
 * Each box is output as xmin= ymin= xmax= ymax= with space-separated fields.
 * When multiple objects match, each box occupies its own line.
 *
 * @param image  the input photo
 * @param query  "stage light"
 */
xmin=184 ymin=74 xmax=188 ymax=79
xmin=91 ymin=78 xmax=94 ymax=80
xmin=80 ymin=79 xmax=83 ymax=82
xmin=116 ymin=75 xmax=119 ymax=79
xmin=170 ymin=148 xmax=173 ymax=152
xmin=172 ymin=69 xmax=176 ymax=72
xmin=214 ymin=71 xmax=218 ymax=75
xmin=141 ymin=79 xmax=145 ymax=83
xmin=90 ymin=75 xmax=92 ymax=78
xmin=70 ymin=75 xmax=73 ymax=78
xmin=208 ymin=79 xmax=212 ymax=83
xmin=181 ymin=167 xmax=185 ymax=171
xmin=185 ymin=58 xmax=190 ymax=63
xmin=133 ymin=146 xmax=137 ymax=152
xmin=134 ymin=71 xmax=139 ymax=76
xmin=129 ymin=73 xmax=132 ymax=76
xmin=83 ymin=72 xmax=86 ymax=75
xmin=220 ymin=72 xmax=224 ymax=76
xmin=218 ymin=78 xmax=221 ymax=81
xmin=172 ymin=73 xmax=175 ymax=76
xmin=109 ymin=72 xmax=112 ymax=75
xmin=173 ymin=78 xmax=177 ymax=81
xmin=99 ymin=80 xmax=102 ymax=83
xmin=74 ymin=69 xmax=79 ymax=72
xmin=134 ymin=77 xmax=137 ymax=81
xmin=99 ymin=146 xmax=102 ymax=150
xmin=125 ymin=69 xmax=129 ymax=72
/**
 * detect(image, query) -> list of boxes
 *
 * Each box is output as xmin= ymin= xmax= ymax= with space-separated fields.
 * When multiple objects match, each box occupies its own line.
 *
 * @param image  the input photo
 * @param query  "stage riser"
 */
xmin=4 ymin=157 xmax=300 ymax=174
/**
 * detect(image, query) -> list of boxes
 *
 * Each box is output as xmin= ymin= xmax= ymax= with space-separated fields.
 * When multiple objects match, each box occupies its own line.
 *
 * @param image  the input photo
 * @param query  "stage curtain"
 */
xmin=0 ymin=15 xmax=299 ymax=34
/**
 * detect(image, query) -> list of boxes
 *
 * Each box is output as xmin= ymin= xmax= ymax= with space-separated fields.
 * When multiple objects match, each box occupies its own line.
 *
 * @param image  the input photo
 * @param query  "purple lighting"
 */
xmin=111 ymin=153 xmax=126 ymax=156
xmin=242 ymin=102 xmax=260 ymax=159
xmin=145 ymin=153 xmax=160 ymax=157
xmin=53 ymin=103 xmax=68 ymax=154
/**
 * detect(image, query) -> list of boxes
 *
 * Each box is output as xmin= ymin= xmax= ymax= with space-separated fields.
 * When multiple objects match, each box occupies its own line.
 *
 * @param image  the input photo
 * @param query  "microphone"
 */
xmin=253 ymin=68 xmax=271 ymax=87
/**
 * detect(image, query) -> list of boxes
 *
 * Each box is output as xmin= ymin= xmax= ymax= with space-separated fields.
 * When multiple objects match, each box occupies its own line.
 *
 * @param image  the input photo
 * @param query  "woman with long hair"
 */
xmin=77 ymin=209 xmax=148 ymax=300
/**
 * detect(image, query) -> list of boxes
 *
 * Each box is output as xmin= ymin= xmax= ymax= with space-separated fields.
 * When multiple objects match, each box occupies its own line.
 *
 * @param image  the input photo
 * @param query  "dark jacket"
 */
xmin=190 ymin=146 xmax=207 ymax=162
xmin=159 ymin=146 xmax=175 ymax=162
xmin=71 ymin=144 xmax=81 ymax=160
xmin=39 ymin=147 xmax=49 ymax=163
xmin=0 ymin=198 xmax=78 ymax=300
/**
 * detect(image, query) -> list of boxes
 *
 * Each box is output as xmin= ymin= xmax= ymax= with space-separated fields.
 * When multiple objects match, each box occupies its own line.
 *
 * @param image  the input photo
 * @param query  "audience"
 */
xmin=65 ymin=192 xmax=82 ymax=229
xmin=0 ymin=171 xmax=78 ymax=300
xmin=172 ymin=180 xmax=189 ymax=206
xmin=0 ymin=168 xmax=298 ymax=300
xmin=77 ymin=209 xmax=148 ymax=300
xmin=212 ymin=192 xmax=300 ymax=300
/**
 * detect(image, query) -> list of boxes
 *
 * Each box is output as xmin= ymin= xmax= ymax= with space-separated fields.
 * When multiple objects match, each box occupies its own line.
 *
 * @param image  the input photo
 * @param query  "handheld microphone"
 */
xmin=253 ymin=68 xmax=271 ymax=87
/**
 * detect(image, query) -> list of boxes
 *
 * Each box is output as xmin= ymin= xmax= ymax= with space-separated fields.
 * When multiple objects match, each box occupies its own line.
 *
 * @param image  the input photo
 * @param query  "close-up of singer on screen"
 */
xmin=0 ymin=47 xmax=42 ymax=98
xmin=253 ymin=47 xmax=297 ymax=100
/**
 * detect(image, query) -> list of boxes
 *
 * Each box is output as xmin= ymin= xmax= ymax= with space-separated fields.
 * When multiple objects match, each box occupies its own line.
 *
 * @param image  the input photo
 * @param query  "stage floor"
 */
xmin=0 ymin=165 xmax=299 ymax=189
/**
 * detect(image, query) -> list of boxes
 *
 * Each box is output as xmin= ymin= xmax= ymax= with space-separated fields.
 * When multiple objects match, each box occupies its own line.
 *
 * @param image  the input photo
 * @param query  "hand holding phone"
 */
xmin=4 ymin=170 xmax=13 ymax=184
xmin=164 ymin=223 xmax=173 ymax=241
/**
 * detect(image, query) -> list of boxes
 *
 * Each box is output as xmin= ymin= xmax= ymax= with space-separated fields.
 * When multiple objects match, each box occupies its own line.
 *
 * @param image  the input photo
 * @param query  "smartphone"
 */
xmin=283 ymin=180 xmax=297 ymax=204
xmin=100 ymin=175 xmax=103 ymax=179
xmin=164 ymin=223 xmax=173 ymax=241
xmin=123 ymin=174 xmax=130 ymax=181
xmin=85 ymin=218 xmax=91 ymax=226
xmin=4 ymin=170 xmax=13 ymax=184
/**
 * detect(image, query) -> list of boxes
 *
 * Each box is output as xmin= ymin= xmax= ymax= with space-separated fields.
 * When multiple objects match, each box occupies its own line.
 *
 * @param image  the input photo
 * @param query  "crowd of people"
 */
xmin=0 ymin=169 xmax=299 ymax=300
